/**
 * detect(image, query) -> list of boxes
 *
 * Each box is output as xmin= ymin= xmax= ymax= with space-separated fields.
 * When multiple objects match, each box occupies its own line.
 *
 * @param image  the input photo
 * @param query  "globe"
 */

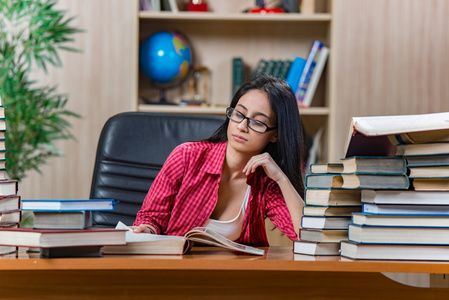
xmin=139 ymin=31 xmax=193 ymax=104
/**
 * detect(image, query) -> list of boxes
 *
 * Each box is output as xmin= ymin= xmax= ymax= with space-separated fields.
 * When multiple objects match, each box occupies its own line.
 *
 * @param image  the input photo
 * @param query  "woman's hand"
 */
xmin=242 ymin=152 xmax=286 ymax=183
xmin=130 ymin=224 xmax=157 ymax=234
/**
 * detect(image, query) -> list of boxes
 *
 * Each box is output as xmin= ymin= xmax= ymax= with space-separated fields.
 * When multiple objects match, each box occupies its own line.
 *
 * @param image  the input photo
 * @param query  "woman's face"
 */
xmin=227 ymin=89 xmax=278 ymax=156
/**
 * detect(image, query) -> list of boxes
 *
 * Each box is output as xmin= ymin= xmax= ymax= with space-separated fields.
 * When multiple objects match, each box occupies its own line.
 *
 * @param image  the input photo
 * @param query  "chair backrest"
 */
xmin=90 ymin=111 xmax=225 ymax=227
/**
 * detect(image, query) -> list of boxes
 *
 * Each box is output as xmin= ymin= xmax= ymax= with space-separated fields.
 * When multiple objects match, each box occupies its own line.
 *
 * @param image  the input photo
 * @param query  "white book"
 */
xmin=301 ymin=46 xmax=329 ymax=108
xmin=361 ymin=189 xmax=449 ymax=205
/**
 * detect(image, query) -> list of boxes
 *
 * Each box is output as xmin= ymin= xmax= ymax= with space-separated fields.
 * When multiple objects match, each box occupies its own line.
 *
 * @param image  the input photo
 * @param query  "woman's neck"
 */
xmin=224 ymin=146 xmax=252 ymax=180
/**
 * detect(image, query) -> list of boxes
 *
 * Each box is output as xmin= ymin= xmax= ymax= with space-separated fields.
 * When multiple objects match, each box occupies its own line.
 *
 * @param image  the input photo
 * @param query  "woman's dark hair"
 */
xmin=206 ymin=74 xmax=305 ymax=198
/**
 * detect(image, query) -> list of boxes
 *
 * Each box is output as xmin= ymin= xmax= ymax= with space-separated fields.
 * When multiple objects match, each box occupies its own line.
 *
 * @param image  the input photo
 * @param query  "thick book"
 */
xmin=0 ymin=180 xmax=18 ymax=196
xmin=305 ymin=174 xmax=343 ymax=189
xmin=301 ymin=45 xmax=329 ymax=108
xmin=361 ymin=189 xmax=449 ymax=205
xmin=303 ymin=205 xmax=361 ymax=217
xmin=40 ymin=245 xmax=103 ymax=258
xmin=296 ymin=40 xmax=324 ymax=105
xmin=102 ymin=222 xmax=265 ymax=256
xmin=412 ymin=177 xmax=449 ymax=191
xmin=0 ymin=195 xmax=20 ymax=212
xmin=348 ymin=224 xmax=449 ymax=245
xmin=301 ymin=216 xmax=351 ymax=230
xmin=352 ymin=212 xmax=449 ymax=227
xmin=299 ymin=228 xmax=348 ymax=243
xmin=33 ymin=211 xmax=92 ymax=229
xmin=341 ymin=240 xmax=449 ymax=261
xmin=232 ymin=57 xmax=244 ymax=96
xmin=341 ymin=174 xmax=409 ymax=189
xmin=341 ymin=156 xmax=406 ymax=174
xmin=406 ymin=154 xmax=449 ymax=167
xmin=293 ymin=240 xmax=340 ymax=256
xmin=309 ymin=163 xmax=344 ymax=174
xmin=305 ymin=189 xmax=361 ymax=206
xmin=362 ymin=203 xmax=449 ymax=215
xmin=343 ymin=112 xmax=449 ymax=158
xmin=396 ymin=142 xmax=449 ymax=156
xmin=21 ymin=199 xmax=116 ymax=211
xmin=0 ymin=227 xmax=126 ymax=248
xmin=285 ymin=56 xmax=306 ymax=93
xmin=0 ymin=209 xmax=21 ymax=225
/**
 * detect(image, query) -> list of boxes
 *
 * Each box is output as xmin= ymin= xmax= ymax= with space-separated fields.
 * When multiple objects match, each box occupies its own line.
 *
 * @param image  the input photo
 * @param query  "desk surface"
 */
xmin=4 ymin=246 xmax=449 ymax=274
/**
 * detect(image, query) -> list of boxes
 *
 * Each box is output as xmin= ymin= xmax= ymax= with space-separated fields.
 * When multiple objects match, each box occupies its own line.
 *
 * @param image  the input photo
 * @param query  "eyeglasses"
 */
xmin=226 ymin=107 xmax=277 ymax=134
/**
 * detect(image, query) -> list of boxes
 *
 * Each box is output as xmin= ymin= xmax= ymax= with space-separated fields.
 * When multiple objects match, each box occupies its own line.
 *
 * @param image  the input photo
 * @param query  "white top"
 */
xmin=203 ymin=185 xmax=251 ymax=241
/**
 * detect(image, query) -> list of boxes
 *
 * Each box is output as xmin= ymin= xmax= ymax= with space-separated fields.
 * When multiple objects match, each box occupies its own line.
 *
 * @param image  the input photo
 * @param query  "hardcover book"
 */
xmin=301 ymin=216 xmax=351 ymax=230
xmin=293 ymin=240 xmax=340 ymax=256
xmin=362 ymin=203 xmax=449 ymax=215
xmin=21 ymin=199 xmax=116 ymax=211
xmin=303 ymin=205 xmax=361 ymax=217
xmin=102 ymin=222 xmax=265 ymax=256
xmin=33 ymin=211 xmax=92 ymax=229
xmin=341 ymin=156 xmax=406 ymax=174
xmin=301 ymin=45 xmax=329 ymax=108
xmin=412 ymin=177 xmax=449 ymax=191
xmin=305 ymin=174 xmax=343 ymax=189
xmin=396 ymin=142 xmax=449 ymax=156
xmin=305 ymin=189 xmax=361 ymax=206
xmin=341 ymin=174 xmax=409 ymax=189
xmin=295 ymin=40 xmax=324 ymax=104
xmin=0 ymin=180 xmax=17 ymax=196
xmin=299 ymin=228 xmax=348 ymax=243
xmin=285 ymin=56 xmax=306 ymax=93
xmin=309 ymin=163 xmax=344 ymax=174
xmin=406 ymin=154 xmax=449 ymax=167
xmin=351 ymin=212 xmax=449 ymax=227
xmin=361 ymin=189 xmax=449 ymax=205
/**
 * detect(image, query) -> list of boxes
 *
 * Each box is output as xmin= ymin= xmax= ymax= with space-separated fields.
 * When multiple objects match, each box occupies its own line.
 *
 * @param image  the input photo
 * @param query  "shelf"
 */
xmin=139 ymin=11 xmax=331 ymax=22
xmin=138 ymin=104 xmax=330 ymax=116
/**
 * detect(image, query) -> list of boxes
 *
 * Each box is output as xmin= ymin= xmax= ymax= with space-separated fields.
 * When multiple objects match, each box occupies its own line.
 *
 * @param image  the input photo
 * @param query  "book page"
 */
xmin=115 ymin=221 xmax=184 ymax=243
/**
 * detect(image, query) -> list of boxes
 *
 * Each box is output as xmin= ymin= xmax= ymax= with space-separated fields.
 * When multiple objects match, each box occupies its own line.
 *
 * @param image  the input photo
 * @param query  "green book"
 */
xmin=232 ymin=57 xmax=244 ymax=96
xmin=252 ymin=59 xmax=268 ymax=78
xmin=278 ymin=59 xmax=292 ymax=80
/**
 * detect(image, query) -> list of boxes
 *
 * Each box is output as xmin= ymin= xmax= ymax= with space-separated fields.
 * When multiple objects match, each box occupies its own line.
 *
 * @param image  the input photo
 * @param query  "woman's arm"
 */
xmin=243 ymin=152 xmax=304 ymax=238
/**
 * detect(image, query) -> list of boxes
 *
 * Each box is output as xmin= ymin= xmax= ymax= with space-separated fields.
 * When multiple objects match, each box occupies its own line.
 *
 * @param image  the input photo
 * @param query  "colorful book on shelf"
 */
xmin=299 ymin=228 xmax=348 ymax=243
xmin=301 ymin=45 xmax=329 ymax=108
xmin=301 ymin=216 xmax=351 ymax=230
xmin=21 ymin=198 xmax=117 ymax=211
xmin=295 ymin=40 xmax=324 ymax=105
xmin=362 ymin=203 xmax=449 ymax=215
xmin=102 ymin=222 xmax=265 ymax=256
xmin=285 ymin=56 xmax=306 ymax=93
xmin=343 ymin=112 xmax=449 ymax=158
xmin=341 ymin=156 xmax=406 ymax=174
xmin=351 ymin=212 xmax=449 ymax=227
xmin=278 ymin=59 xmax=292 ymax=80
xmin=348 ymin=223 xmax=449 ymax=245
xmin=361 ymin=190 xmax=449 ymax=205
xmin=0 ymin=227 xmax=127 ymax=248
xmin=304 ymin=189 xmax=361 ymax=206
xmin=341 ymin=240 xmax=449 ymax=261
xmin=293 ymin=240 xmax=341 ymax=256
xmin=340 ymin=173 xmax=409 ymax=189
xmin=252 ymin=59 xmax=268 ymax=78
xmin=33 ymin=211 xmax=92 ymax=229
xmin=309 ymin=163 xmax=344 ymax=174
xmin=232 ymin=57 xmax=244 ymax=97
xmin=271 ymin=60 xmax=284 ymax=78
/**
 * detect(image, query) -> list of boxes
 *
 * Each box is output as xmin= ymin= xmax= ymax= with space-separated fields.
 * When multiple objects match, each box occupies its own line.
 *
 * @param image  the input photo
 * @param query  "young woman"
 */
xmin=132 ymin=74 xmax=305 ymax=246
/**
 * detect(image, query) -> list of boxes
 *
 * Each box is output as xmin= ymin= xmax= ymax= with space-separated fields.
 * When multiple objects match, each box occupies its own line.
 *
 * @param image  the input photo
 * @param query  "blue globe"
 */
xmin=139 ymin=31 xmax=193 ymax=85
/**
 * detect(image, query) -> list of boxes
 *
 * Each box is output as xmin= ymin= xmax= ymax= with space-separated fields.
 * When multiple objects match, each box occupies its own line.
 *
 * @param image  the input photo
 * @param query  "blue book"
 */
xmin=362 ymin=203 xmax=449 ymax=216
xmin=21 ymin=199 xmax=117 ymax=211
xmin=295 ymin=40 xmax=324 ymax=105
xmin=285 ymin=56 xmax=306 ymax=93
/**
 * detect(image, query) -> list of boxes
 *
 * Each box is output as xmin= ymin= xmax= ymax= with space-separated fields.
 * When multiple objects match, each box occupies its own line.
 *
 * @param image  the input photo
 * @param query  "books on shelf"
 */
xmin=103 ymin=222 xmax=265 ymax=256
xmin=310 ymin=163 xmax=343 ymax=174
xmin=305 ymin=189 xmax=361 ymax=206
xmin=343 ymin=111 xmax=449 ymax=158
xmin=341 ymin=174 xmax=409 ymax=189
xmin=361 ymin=190 xmax=449 ymax=205
xmin=295 ymin=40 xmax=324 ymax=106
xmin=33 ymin=211 xmax=92 ymax=229
xmin=341 ymin=156 xmax=406 ymax=174
xmin=0 ymin=227 xmax=126 ymax=248
xmin=232 ymin=57 xmax=244 ymax=96
xmin=21 ymin=198 xmax=116 ymax=211
xmin=286 ymin=57 xmax=306 ymax=94
xmin=299 ymin=228 xmax=348 ymax=243
xmin=293 ymin=240 xmax=340 ymax=256
xmin=348 ymin=224 xmax=449 ymax=245
xmin=303 ymin=205 xmax=361 ymax=217
xmin=351 ymin=212 xmax=449 ymax=227
xmin=362 ymin=203 xmax=449 ymax=215
xmin=301 ymin=45 xmax=329 ymax=108
xmin=341 ymin=240 xmax=449 ymax=261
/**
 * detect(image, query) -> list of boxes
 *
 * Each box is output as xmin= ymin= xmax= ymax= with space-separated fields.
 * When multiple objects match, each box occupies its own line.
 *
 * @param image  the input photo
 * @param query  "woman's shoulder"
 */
xmin=176 ymin=140 xmax=224 ymax=151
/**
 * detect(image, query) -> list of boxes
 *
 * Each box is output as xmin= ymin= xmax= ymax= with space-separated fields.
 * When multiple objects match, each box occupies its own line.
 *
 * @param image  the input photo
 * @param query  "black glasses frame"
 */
xmin=226 ymin=107 xmax=277 ymax=134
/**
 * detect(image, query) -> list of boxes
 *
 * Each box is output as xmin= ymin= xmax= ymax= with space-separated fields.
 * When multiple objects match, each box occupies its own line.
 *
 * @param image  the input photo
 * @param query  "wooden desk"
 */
xmin=2 ymin=246 xmax=449 ymax=299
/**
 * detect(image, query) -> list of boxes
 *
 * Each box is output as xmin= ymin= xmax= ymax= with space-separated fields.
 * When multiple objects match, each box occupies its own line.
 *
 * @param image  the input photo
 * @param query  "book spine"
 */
xmin=232 ymin=57 xmax=244 ymax=96
xmin=285 ymin=57 xmax=306 ymax=93
xmin=252 ymin=59 xmax=268 ymax=78
xmin=301 ymin=46 xmax=329 ymax=108
xmin=278 ymin=59 xmax=292 ymax=80
xmin=295 ymin=40 xmax=324 ymax=105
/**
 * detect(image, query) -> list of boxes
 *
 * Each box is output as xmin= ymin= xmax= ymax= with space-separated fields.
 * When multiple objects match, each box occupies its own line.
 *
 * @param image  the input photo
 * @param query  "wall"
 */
xmin=20 ymin=0 xmax=138 ymax=199
xmin=329 ymin=0 xmax=449 ymax=161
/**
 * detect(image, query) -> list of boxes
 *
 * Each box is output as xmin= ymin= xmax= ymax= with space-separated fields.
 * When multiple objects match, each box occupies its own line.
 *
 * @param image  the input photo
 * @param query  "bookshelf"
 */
xmin=137 ymin=2 xmax=332 ymax=163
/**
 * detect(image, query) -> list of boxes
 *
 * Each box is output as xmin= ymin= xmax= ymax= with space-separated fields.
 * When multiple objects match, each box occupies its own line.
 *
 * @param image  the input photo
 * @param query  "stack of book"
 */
xmin=0 ymin=198 xmax=127 ymax=257
xmin=293 ymin=162 xmax=362 ymax=256
xmin=339 ymin=112 xmax=449 ymax=260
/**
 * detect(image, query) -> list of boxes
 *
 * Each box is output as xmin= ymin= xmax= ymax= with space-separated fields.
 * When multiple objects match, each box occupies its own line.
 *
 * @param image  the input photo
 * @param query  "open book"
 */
xmin=102 ymin=222 xmax=265 ymax=256
xmin=344 ymin=112 xmax=449 ymax=158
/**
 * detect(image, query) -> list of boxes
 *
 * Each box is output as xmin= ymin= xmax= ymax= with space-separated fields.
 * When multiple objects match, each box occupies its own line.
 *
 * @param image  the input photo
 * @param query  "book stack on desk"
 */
xmin=338 ymin=112 xmax=449 ymax=260
xmin=0 ymin=180 xmax=21 ymax=255
xmin=0 ymin=199 xmax=127 ymax=257
xmin=294 ymin=162 xmax=362 ymax=256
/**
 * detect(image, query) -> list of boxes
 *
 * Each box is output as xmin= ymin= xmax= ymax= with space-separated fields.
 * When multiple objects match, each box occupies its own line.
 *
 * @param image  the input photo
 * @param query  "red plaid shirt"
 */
xmin=134 ymin=141 xmax=298 ymax=246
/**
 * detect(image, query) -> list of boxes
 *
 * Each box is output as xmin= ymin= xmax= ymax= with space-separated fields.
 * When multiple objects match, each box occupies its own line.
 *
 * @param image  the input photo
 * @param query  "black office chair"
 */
xmin=89 ymin=111 xmax=225 ymax=227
